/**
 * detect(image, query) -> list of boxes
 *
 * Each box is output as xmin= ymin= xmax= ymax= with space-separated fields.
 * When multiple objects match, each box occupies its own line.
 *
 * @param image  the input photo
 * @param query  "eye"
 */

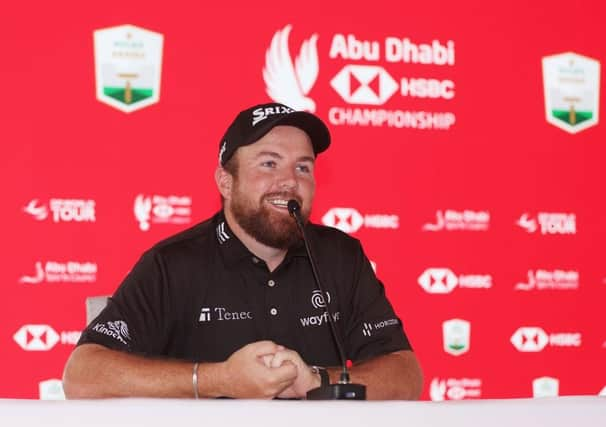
xmin=261 ymin=160 xmax=277 ymax=168
xmin=296 ymin=164 xmax=313 ymax=174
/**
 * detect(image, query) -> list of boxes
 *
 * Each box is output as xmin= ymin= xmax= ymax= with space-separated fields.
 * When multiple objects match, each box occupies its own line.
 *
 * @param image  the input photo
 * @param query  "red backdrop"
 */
xmin=1 ymin=0 xmax=605 ymax=399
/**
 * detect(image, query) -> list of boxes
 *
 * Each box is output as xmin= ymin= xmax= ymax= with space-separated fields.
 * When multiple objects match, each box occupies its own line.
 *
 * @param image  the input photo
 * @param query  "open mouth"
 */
xmin=264 ymin=195 xmax=301 ymax=212
xmin=266 ymin=198 xmax=290 ymax=209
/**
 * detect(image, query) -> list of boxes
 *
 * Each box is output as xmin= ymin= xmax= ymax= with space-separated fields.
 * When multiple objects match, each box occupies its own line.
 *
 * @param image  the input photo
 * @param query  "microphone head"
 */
xmin=287 ymin=199 xmax=301 ymax=215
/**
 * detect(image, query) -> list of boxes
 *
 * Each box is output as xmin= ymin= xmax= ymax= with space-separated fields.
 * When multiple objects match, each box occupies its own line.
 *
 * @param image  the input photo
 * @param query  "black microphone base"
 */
xmin=306 ymin=383 xmax=366 ymax=400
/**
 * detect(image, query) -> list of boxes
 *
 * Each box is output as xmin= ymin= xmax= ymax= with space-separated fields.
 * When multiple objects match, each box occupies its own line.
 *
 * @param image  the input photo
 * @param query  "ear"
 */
xmin=215 ymin=166 xmax=233 ymax=201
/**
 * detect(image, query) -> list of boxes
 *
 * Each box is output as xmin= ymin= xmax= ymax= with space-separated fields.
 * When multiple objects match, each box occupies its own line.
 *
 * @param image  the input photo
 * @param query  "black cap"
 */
xmin=219 ymin=102 xmax=331 ymax=166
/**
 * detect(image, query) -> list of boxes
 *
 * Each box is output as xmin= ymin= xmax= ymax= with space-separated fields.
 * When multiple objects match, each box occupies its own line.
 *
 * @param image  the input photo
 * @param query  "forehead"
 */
xmin=242 ymin=125 xmax=314 ymax=157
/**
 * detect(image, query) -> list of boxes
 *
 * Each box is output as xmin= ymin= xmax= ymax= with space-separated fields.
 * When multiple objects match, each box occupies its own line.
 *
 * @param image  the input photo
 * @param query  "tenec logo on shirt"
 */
xmin=321 ymin=207 xmax=398 ymax=233
xmin=23 ymin=199 xmax=96 ymax=223
xmin=510 ymin=327 xmax=581 ymax=352
xmin=443 ymin=319 xmax=470 ymax=356
xmin=542 ymin=52 xmax=600 ymax=134
xmin=422 ymin=209 xmax=490 ymax=232
xmin=198 ymin=307 xmax=253 ymax=323
xmin=516 ymin=212 xmax=576 ymax=235
xmin=429 ymin=377 xmax=482 ymax=401
xmin=13 ymin=325 xmax=81 ymax=351
xmin=94 ymin=24 xmax=164 ymax=113
xmin=533 ymin=377 xmax=559 ymax=397
xmin=19 ymin=261 xmax=97 ymax=284
xmin=515 ymin=269 xmax=579 ymax=291
xmin=134 ymin=194 xmax=192 ymax=231
xmin=263 ymin=25 xmax=456 ymax=131
xmin=418 ymin=268 xmax=492 ymax=294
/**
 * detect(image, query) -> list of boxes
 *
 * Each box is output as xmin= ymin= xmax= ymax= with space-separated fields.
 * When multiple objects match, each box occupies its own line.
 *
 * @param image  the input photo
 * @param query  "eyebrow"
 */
xmin=255 ymin=151 xmax=315 ymax=163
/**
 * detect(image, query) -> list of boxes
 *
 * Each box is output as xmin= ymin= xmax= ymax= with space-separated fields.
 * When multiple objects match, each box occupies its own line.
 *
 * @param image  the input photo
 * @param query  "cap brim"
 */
xmin=248 ymin=111 xmax=331 ymax=155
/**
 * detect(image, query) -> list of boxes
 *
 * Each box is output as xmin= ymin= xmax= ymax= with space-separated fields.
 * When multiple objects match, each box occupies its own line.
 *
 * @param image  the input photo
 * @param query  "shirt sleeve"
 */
xmin=77 ymin=249 xmax=171 ymax=355
xmin=343 ymin=241 xmax=412 ymax=362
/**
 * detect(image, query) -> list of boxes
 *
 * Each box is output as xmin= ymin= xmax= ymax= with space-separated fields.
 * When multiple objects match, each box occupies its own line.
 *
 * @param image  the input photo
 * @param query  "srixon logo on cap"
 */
xmin=252 ymin=105 xmax=294 ymax=126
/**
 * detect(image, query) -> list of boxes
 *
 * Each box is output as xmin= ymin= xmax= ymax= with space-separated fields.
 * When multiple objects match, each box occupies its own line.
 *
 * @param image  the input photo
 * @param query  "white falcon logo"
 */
xmin=263 ymin=25 xmax=319 ymax=112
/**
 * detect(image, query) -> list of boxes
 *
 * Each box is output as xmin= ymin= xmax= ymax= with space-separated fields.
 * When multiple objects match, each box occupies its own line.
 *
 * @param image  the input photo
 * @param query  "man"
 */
xmin=63 ymin=102 xmax=422 ymax=400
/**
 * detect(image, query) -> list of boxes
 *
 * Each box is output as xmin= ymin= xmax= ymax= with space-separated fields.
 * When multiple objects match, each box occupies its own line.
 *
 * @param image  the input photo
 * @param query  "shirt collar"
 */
xmin=213 ymin=211 xmax=308 ymax=268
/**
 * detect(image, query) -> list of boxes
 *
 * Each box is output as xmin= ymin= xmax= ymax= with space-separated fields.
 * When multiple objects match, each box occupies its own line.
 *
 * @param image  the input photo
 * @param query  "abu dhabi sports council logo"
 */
xmin=321 ymin=207 xmax=398 ymax=233
xmin=542 ymin=52 xmax=600 ymax=134
xmin=262 ymin=26 xmax=456 ymax=131
xmin=510 ymin=327 xmax=581 ymax=352
xmin=516 ymin=212 xmax=576 ymax=235
xmin=134 ymin=194 xmax=192 ymax=231
xmin=429 ymin=378 xmax=482 ymax=401
xmin=263 ymin=25 xmax=319 ymax=112
xmin=423 ymin=209 xmax=490 ymax=232
xmin=418 ymin=268 xmax=492 ymax=294
xmin=23 ymin=198 xmax=96 ymax=223
xmin=515 ymin=269 xmax=579 ymax=291
xmin=19 ymin=261 xmax=97 ymax=284
xmin=443 ymin=319 xmax=470 ymax=356
xmin=533 ymin=377 xmax=559 ymax=397
xmin=94 ymin=24 xmax=164 ymax=113
xmin=13 ymin=325 xmax=81 ymax=351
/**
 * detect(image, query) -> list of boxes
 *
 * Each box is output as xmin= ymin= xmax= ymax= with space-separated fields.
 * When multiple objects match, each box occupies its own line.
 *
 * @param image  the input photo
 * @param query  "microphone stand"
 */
xmin=288 ymin=200 xmax=366 ymax=400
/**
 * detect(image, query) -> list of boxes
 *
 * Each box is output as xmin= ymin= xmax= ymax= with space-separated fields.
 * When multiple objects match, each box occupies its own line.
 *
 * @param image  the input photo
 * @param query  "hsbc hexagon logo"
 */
xmin=322 ymin=208 xmax=365 ymax=233
xmin=510 ymin=327 xmax=549 ymax=352
xmin=418 ymin=268 xmax=458 ymax=294
xmin=331 ymin=65 xmax=398 ymax=105
xmin=13 ymin=325 xmax=60 ymax=351
xmin=322 ymin=207 xmax=399 ymax=234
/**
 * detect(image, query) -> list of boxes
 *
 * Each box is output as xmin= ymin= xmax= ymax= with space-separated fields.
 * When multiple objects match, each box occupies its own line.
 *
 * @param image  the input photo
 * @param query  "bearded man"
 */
xmin=63 ymin=103 xmax=422 ymax=400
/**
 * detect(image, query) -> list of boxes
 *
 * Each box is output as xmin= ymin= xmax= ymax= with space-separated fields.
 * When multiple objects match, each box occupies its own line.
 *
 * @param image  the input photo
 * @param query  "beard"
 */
xmin=230 ymin=188 xmax=311 ymax=250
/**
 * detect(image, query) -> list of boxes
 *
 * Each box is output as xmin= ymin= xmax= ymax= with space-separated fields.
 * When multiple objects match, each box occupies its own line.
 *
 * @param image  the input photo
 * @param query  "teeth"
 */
xmin=268 ymin=199 xmax=289 ymax=206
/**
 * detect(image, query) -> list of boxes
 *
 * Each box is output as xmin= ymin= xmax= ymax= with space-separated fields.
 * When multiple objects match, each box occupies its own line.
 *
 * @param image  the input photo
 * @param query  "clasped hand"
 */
xmin=221 ymin=340 xmax=320 ymax=399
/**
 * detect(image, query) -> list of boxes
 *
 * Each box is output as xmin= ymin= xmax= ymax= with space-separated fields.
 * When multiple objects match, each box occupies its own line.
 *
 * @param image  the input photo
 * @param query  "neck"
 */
xmin=223 ymin=208 xmax=287 ymax=272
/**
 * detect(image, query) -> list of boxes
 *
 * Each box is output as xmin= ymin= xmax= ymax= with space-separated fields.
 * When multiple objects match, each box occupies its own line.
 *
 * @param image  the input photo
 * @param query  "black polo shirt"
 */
xmin=79 ymin=211 xmax=411 ymax=366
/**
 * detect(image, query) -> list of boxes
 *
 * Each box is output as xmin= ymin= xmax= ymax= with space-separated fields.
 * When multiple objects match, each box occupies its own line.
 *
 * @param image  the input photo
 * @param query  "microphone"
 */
xmin=287 ymin=199 xmax=366 ymax=400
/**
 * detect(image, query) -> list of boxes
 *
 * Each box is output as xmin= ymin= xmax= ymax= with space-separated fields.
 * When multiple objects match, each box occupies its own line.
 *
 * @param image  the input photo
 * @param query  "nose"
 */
xmin=277 ymin=167 xmax=298 ymax=191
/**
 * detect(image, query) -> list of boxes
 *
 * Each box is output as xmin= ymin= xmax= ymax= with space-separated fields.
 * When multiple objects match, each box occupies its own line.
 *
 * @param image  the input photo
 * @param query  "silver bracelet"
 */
xmin=192 ymin=362 xmax=200 ymax=399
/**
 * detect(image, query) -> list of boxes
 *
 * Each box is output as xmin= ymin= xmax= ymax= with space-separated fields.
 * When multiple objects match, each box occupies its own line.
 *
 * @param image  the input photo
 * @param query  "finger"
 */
xmin=246 ymin=340 xmax=280 ymax=356
xmin=260 ymin=354 xmax=274 ymax=367
xmin=271 ymin=349 xmax=304 ymax=369
xmin=271 ymin=361 xmax=298 ymax=381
